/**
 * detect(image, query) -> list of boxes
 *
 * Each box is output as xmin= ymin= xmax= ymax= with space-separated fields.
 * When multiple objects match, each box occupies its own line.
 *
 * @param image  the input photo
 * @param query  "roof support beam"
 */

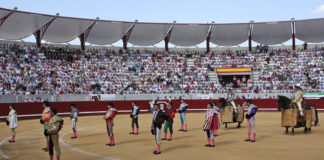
xmin=291 ymin=18 xmax=296 ymax=51
xmin=164 ymin=21 xmax=176 ymax=53
xmin=248 ymin=21 xmax=254 ymax=52
xmin=33 ymin=14 xmax=58 ymax=48
xmin=122 ymin=20 xmax=137 ymax=50
xmin=206 ymin=22 xmax=214 ymax=53
xmin=35 ymin=30 xmax=41 ymax=48
xmin=79 ymin=17 xmax=99 ymax=51
xmin=0 ymin=7 xmax=16 ymax=27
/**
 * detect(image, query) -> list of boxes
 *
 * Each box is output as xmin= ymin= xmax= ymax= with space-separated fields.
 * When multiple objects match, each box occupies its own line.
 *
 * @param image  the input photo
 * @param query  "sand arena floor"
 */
xmin=0 ymin=112 xmax=323 ymax=160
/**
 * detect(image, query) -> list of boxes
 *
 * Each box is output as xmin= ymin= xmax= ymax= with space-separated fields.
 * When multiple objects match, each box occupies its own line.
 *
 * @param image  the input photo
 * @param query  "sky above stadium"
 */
xmin=1 ymin=0 xmax=324 ymax=47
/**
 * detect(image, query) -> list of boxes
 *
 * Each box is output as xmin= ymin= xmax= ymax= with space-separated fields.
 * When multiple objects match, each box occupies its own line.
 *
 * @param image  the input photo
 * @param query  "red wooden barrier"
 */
xmin=0 ymin=99 xmax=323 ymax=118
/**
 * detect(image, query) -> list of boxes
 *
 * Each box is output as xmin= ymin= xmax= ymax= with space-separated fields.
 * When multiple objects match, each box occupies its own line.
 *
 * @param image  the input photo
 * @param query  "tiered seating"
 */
xmin=0 ymin=43 xmax=323 ymax=95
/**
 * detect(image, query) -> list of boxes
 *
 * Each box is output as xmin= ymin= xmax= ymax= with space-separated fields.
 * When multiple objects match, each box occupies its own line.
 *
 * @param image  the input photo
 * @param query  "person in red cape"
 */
xmin=203 ymin=103 xmax=219 ymax=147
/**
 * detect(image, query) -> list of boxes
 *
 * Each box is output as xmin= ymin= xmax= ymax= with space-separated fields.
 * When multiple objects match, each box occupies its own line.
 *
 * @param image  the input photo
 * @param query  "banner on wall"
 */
xmin=156 ymin=100 xmax=169 ymax=111
xmin=90 ymin=94 xmax=116 ymax=101
xmin=197 ymin=94 xmax=213 ymax=99
xmin=303 ymin=93 xmax=324 ymax=99
xmin=216 ymin=68 xmax=251 ymax=73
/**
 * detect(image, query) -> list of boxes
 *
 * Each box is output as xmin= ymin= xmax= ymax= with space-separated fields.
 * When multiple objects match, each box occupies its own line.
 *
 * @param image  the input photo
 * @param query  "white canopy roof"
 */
xmin=1 ymin=8 xmax=324 ymax=47
xmin=295 ymin=19 xmax=324 ymax=43
xmin=86 ymin=21 xmax=132 ymax=45
xmin=210 ymin=23 xmax=249 ymax=46
xmin=0 ymin=12 xmax=52 ymax=40
xmin=252 ymin=22 xmax=292 ymax=45
xmin=42 ymin=17 xmax=93 ymax=43
xmin=169 ymin=24 xmax=210 ymax=46
xmin=128 ymin=23 xmax=171 ymax=46
xmin=0 ymin=9 xmax=10 ymax=19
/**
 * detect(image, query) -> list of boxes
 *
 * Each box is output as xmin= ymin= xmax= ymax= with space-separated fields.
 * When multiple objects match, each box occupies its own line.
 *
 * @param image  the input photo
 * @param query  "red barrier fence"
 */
xmin=0 ymin=99 xmax=323 ymax=118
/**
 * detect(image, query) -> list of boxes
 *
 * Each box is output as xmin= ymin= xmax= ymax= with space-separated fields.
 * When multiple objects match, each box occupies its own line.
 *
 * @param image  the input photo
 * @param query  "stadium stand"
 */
xmin=0 ymin=43 xmax=323 ymax=97
xmin=0 ymin=8 xmax=323 ymax=103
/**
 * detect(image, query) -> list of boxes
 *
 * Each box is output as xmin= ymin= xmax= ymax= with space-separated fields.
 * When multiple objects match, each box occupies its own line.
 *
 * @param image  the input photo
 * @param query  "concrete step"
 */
xmin=251 ymin=70 xmax=260 ymax=82
xmin=131 ymin=75 xmax=141 ymax=84
xmin=186 ymin=58 xmax=195 ymax=67
xmin=208 ymin=71 xmax=219 ymax=83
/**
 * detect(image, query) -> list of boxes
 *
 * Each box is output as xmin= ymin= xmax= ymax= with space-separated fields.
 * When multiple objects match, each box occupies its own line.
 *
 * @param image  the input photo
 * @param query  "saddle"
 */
xmin=291 ymin=102 xmax=312 ymax=110
xmin=224 ymin=102 xmax=238 ymax=117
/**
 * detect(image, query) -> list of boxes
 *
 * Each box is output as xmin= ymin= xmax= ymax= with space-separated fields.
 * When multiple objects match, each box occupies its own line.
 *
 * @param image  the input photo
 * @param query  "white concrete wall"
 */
xmin=0 ymin=93 xmax=293 ymax=103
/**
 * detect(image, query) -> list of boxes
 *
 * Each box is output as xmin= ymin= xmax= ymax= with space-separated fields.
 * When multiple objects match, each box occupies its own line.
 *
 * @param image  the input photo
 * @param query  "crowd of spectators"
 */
xmin=0 ymin=43 xmax=323 ymax=95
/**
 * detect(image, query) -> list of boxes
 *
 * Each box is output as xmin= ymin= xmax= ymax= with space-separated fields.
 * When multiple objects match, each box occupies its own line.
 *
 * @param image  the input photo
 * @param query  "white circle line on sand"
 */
xmin=0 ymin=137 xmax=11 ymax=159
xmin=0 ymin=128 xmax=42 ymax=159
xmin=59 ymin=124 xmax=120 ymax=160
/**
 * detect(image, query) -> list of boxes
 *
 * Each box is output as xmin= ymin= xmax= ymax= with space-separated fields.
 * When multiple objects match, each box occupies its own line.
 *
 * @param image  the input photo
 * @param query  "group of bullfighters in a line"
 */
xmin=4 ymin=86 xmax=305 ymax=159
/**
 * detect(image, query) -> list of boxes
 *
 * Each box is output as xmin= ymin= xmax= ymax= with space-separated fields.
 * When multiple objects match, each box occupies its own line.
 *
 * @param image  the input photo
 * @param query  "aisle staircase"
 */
xmin=252 ymin=70 xmax=260 ymax=82
xmin=131 ymin=74 xmax=141 ymax=85
xmin=186 ymin=58 xmax=219 ymax=83
xmin=208 ymin=71 xmax=219 ymax=83
xmin=186 ymin=58 xmax=195 ymax=67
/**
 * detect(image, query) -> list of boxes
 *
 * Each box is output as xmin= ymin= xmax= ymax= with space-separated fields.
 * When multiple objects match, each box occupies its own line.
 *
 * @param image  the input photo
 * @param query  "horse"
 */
xmin=219 ymin=98 xmax=244 ymax=128
xmin=278 ymin=95 xmax=319 ymax=135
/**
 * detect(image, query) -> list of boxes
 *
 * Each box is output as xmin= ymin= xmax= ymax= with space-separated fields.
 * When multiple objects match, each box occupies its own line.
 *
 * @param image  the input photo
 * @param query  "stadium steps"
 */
xmin=252 ymin=70 xmax=260 ymax=82
xmin=186 ymin=58 xmax=195 ymax=67
xmin=186 ymin=58 xmax=219 ymax=83
xmin=269 ymin=59 xmax=276 ymax=66
xmin=208 ymin=71 xmax=219 ymax=83
xmin=131 ymin=74 xmax=141 ymax=85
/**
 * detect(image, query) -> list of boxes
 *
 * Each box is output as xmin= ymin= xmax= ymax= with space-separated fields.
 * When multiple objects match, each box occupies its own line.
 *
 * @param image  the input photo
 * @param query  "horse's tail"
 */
xmin=315 ymin=107 xmax=319 ymax=126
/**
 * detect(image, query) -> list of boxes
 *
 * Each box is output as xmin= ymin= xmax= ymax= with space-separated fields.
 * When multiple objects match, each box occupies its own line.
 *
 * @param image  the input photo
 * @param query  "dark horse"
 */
xmin=278 ymin=95 xmax=319 ymax=134
xmin=219 ymin=98 xmax=243 ymax=128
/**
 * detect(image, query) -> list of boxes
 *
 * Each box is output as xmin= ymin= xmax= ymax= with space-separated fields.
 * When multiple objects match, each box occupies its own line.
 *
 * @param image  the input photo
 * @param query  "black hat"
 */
xmin=50 ymin=108 xmax=57 ymax=115
xmin=108 ymin=103 xmax=114 ymax=107
xmin=43 ymin=101 xmax=50 ymax=107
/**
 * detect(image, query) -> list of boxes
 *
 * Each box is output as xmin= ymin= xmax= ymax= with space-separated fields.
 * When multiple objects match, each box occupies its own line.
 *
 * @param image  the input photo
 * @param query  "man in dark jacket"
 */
xmin=151 ymin=104 xmax=167 ymax=155
xmin=130 ymin=102 xmax=140 ymax=134
xmin=303 ymin=42 xmax=308 ymax=50
xmin=162 ymin=101 xmax=176 ymax=141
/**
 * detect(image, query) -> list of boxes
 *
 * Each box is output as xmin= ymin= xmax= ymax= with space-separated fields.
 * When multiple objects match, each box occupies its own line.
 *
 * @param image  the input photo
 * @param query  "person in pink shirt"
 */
xmin=242 ymin=76 xmax=247 ymax=83
xmin=103 ymin=103 xmax=117 ymax=146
